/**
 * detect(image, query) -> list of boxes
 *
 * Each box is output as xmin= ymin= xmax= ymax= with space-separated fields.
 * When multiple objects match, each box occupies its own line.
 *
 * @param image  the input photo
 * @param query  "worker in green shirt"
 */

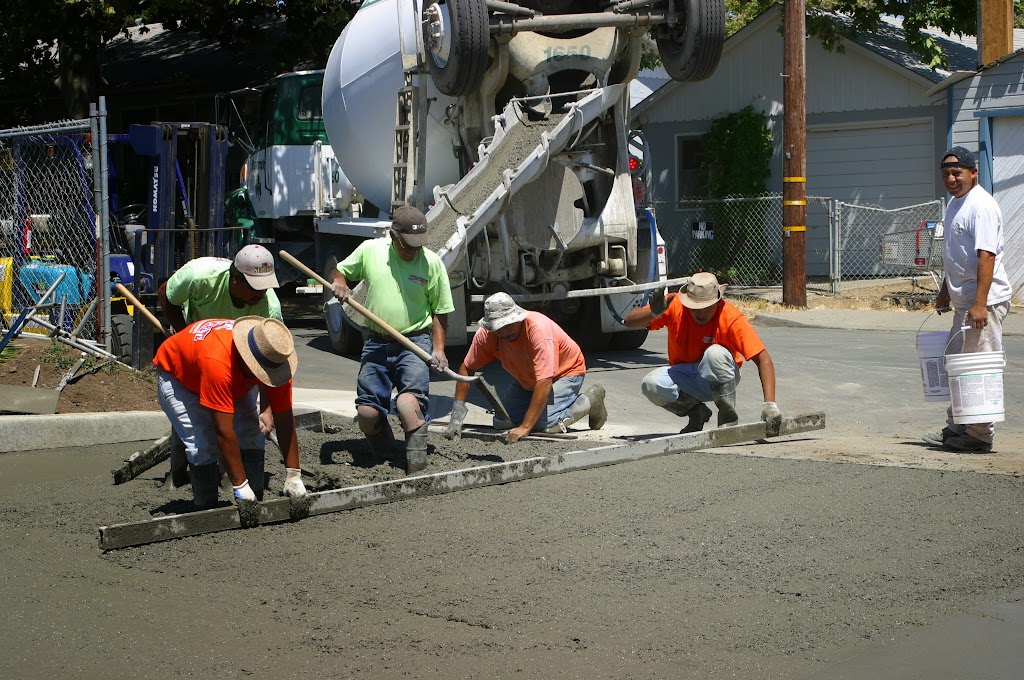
xmin=157 ymin=244 xmax=284 ymax=493
xmin=158 ymin=244 xmax=283 ymax=331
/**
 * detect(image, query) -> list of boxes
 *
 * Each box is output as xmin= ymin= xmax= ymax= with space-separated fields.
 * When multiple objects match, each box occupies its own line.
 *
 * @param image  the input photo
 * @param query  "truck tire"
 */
xmin=423 ymin=0 xmax=489 ymax=96
xmin=110 ymin=313 xmax=134 ymax=363
xmin=656 ymin=0 xmax=725 ymax=82
xmin=608 ymin=328 xmax=649 ymax=351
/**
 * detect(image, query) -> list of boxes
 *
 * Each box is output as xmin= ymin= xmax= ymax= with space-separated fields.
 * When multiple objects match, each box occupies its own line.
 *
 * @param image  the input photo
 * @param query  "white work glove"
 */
xmin=232 ymin=480 xmax=257 ymax=501
xmin=444 ymin=400 xmax=469 ymax=441
xmin=761 ymin=401 xmax=783 ymax=430
xmin=282 ymin=468 xmax=308 ymax=498
xmin=331 ymin=280 xmax=351 ymax=301
xmin=649 ymin=287 xmax=668 ymax=317
xmin=430 ymin=349 xmax=449 ymax=373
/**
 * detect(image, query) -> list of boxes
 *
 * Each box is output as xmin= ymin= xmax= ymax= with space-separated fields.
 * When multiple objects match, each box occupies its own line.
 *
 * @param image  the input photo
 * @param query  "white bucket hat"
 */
xmin=479 ymin=292 xmax=527 ymax=331
xmin=679 ymin=272 xmax=726 ymax=310
xmin=232 ymin=316 xmax=298 ymax=386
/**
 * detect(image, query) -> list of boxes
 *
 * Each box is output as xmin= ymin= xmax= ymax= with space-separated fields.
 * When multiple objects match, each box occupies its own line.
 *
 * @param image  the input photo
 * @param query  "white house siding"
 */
xmin=992 ymin=115 xmax=1024 ymax=303
xmin=635 ymin=6 xmax=944 ymax=282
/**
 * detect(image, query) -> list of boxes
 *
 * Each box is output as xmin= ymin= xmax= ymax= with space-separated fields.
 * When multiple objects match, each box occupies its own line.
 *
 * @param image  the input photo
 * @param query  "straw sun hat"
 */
xmin=232 ymin=316 xmax=298 ymax=386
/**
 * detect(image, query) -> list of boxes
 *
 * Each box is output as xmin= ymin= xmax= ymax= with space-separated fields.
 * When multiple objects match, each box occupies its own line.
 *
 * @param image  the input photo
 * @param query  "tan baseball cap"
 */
xmin=234 ymin=244 xmax=280 ymax=290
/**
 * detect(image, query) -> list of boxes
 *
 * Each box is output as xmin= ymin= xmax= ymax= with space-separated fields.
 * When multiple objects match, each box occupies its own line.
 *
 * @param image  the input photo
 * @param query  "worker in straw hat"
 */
xmin=158 ymin=244 xmax=284 ymax=488
xmin=152 ymin=316 xmax=307 ymax=509
xmin=623 ymin=272 xmax=781 ymax=434
xmin=444 ymin=292 xmax=607 ymax=444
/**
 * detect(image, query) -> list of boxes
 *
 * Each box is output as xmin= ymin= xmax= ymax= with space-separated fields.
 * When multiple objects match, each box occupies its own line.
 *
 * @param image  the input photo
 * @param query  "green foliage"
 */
xmin=0 ymin=0 xmax=357 ymax=125
xmin=699 ymin=104 xmax=772 ymax=197
xmin=723 ymin=0 xmax=1022 ymax=70
xmin=693 ymin=105 xmax=773 ymax=284
xmin=0 ymin=342 xmax=24 ymax=365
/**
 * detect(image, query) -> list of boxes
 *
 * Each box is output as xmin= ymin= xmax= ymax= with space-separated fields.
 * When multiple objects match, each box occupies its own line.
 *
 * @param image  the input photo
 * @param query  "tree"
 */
xmin=726 ymin=1 xmax=1024 ymax=69
xmin=0 ymin=0 xmax=357 ymax=125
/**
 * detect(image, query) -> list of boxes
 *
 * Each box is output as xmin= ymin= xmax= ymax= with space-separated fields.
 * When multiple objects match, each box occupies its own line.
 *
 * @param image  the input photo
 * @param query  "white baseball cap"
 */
xmin=234 ymin=244 xmax=280 ymax=290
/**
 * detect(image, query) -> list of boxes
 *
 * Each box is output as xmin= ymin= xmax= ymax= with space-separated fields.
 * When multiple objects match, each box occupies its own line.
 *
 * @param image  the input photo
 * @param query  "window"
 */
xmin=296 ymin=85 xmax=323 ymax=121
xmin=676 ymin=137 xmax=706 ymax=199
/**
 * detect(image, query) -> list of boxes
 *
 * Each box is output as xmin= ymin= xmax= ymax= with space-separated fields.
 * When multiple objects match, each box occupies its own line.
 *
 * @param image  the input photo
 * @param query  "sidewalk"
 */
xmin=755 ymin=308 xmax=1024 ymax=335
xmin=2 ymin=306 xmax=1019 ymax=451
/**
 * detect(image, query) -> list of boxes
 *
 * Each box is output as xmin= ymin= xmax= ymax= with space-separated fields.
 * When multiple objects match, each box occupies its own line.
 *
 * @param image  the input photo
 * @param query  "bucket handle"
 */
xmin=916 ymin=309 xmax=970 ymax=355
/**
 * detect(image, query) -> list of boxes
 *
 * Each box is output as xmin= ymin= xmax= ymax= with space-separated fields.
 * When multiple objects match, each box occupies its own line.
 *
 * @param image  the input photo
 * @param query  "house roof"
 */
xmin=846 ymin=14 xmax=1024 ymax=83
xmin=635 ymin=3 xmax=1023 ymax=114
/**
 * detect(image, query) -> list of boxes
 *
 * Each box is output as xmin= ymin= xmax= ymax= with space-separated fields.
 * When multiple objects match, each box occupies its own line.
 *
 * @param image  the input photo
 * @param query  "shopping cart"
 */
xmin=879 ymin=220 xmax=943 ymax=308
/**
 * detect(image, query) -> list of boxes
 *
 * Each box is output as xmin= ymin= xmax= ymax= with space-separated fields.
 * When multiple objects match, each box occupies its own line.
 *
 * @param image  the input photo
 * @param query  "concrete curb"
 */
xmin=0 ymin=411 xmax=170 ymax=453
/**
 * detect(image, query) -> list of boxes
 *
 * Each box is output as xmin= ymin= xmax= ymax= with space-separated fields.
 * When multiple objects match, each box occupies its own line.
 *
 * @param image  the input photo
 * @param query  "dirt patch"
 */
xmin=0 ymin=336 xmax=158 ymax=414
xmin=732 ymin=279 xmax=940 ymax=318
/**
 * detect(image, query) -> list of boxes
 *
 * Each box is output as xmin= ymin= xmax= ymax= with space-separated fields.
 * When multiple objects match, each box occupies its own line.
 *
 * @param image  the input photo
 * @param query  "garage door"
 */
xmin=992 ymin=115 xmax=1024 ymax=303
xmin=806 ymin=120 xmax=936 ymax=278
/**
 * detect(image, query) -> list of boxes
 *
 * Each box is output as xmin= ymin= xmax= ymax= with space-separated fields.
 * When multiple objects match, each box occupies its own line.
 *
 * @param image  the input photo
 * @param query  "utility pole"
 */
xmin=782 ymin=0 xmax=807 ymax=307
xmin=977 ymin=0 xmax=1013 ymax=66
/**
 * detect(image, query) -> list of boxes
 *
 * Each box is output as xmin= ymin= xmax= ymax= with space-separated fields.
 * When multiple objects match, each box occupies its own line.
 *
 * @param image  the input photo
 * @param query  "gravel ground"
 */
xmin=2 ymin=417 xmax=1023 ymax=679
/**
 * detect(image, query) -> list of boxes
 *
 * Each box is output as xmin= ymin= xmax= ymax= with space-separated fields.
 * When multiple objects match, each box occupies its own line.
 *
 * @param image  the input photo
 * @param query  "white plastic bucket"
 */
xmin=916 ymin=331 xmax=950 ymax=401
xmin=946 ymin=351 xmax=1006 ymax=424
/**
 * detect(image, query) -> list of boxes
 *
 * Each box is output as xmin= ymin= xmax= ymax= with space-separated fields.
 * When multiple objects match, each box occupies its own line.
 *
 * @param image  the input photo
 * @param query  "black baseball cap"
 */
xmin=391 ymin=205 xmax=429 ymax=247
xmin=941 ymin=146 xmax=976 ymax=169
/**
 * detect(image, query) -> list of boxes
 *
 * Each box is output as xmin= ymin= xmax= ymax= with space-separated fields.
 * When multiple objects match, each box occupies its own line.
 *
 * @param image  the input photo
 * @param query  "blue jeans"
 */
xmin=157 ymin=371 xmax=262 ymax=466
xmin=640 ymin=344 xmax=739 ymax=406
xmin=356 ymin=332 xmax=432 ymax=417
xmin=493 ymin=374 xmax=585 ymax=430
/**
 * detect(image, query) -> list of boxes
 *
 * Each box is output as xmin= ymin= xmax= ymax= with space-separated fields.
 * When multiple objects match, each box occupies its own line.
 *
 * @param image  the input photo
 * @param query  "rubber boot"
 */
xmin=366 ymin=422 xmax=397 ymax=463
xmin=404 ymin=424 xmax=428 ymax=474
xmin=662 ymin=396 xmax=713 ymax=434
xmin=711 ymin=381 xmax=738 ymax=427
xmin=167 ymin=432 xmax=190 ymax=488
xmin=545 ymin=385 xmax=606 ymax=433
xmin=585 ymin=385 xmax=608 ymax=430
xmin=189 ymin=463 xmax=220 ymax=510
xmin=240 ymin=449 xmax=266 ymax=501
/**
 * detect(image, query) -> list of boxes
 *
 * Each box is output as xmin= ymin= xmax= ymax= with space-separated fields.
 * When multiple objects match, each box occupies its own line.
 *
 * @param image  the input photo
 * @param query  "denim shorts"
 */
xmin=157 ymin=371 xmax=262 ymax=466
xmin=356 ymin=332 xmax=432 ymax=416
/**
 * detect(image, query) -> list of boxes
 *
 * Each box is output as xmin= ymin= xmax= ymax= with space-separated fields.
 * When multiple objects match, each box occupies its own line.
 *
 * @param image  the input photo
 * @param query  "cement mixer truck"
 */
xmin=231 ymin=0 xmax=724 ymax=353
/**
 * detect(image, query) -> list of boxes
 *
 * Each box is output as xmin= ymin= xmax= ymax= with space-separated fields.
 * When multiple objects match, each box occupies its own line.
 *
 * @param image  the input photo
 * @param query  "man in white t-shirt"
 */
xmin=923 ymin=146 xmax=1013 ymax=453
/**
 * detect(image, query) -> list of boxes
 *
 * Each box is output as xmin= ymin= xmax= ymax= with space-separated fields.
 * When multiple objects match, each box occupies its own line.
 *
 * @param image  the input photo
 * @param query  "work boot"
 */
xmin=662 ymin=396 xmax=713 ymax=434
xmin=365 ymin=421 xmax=397 ymax=463
xmin=921 ymin=427 xmax=958 ymax=447
xmin=711 ymin=381 xmax=738 ymax=427
xmin=189 ymin=463 xmax=220 ymax=510
xmin=240 ymin=449 xmax=266 ymax=501
xmin=404 ymin=424 xmax=428 ymax=473
xmin=944 ymin=433 xmax=993 ymax=453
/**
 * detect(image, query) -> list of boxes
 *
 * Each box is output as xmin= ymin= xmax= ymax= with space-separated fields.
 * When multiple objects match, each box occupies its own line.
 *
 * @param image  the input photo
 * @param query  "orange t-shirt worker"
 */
xmin=624 ymin=273 xmax=780 ymax=434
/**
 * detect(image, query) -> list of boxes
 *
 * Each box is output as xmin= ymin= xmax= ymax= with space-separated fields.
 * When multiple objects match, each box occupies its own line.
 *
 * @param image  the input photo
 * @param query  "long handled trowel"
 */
xmin=279 ymin=251 xmax=511 ymax=422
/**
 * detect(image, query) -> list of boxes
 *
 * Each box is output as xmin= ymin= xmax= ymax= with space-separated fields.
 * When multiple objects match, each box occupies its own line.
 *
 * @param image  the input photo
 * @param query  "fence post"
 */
xmin=97 ymin=97 xmax=111 ymax=352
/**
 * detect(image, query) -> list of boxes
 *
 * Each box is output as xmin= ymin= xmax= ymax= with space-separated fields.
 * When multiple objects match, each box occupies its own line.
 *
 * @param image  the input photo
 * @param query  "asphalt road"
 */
xmin=288 ymin=319 xmax=1024 ymax=448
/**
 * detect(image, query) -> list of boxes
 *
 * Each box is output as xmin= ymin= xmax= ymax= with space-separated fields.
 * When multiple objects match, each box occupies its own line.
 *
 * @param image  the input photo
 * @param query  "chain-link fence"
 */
xmin=835 ymin=200 xmax=944 ymax=292
xmin=650 ymin=194 xmax=946 ymax=295
xmin=652 ymin=194 xmax=835 ymax=292
xmin=1 ymin=117 xmax=107 ymax=345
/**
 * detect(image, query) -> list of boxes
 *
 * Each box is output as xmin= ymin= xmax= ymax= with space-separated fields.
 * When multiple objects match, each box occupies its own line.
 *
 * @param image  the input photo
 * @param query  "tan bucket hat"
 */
xmin=679 ymin=272 xmax=725 ymax=309
xmin=232 ymin=316 xmax=298 ymax=386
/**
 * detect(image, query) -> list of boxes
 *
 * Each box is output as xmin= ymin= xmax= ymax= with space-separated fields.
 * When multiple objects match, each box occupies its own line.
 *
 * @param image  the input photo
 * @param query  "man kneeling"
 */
xmin=445 ymin=293 xmax=607 ymax=444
